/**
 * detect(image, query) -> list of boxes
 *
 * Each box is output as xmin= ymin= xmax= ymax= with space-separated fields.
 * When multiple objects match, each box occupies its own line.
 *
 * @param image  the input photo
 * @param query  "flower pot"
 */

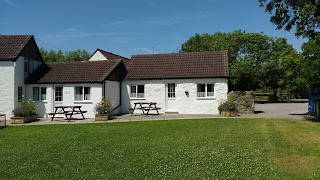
xmin=11 ymin=114 xmax=38 ymax=124
xmin=95 ymin=114 xmax=109 ymax=121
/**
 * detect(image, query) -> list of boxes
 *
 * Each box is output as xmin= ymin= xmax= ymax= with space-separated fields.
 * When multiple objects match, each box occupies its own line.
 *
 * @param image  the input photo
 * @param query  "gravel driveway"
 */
xmin=240 ymin=102 xmax=310 ymax=120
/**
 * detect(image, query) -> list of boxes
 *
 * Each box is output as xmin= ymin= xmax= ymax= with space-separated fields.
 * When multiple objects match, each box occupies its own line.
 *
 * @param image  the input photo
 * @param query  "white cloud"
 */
xmin=133 ymin=47 xmax=160 ymax=55
xmin=39 ymin=28 xmax=138 ymax=44
xmin=103 ymin=20 xmax=128 ymax=27
xmin=144 ymin=0 xmax=159 ymax=8
xmin=3 ymin=0 xmax=16 ymax=7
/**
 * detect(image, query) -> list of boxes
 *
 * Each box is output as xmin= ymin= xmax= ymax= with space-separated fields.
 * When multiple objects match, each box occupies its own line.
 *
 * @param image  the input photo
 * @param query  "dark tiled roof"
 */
xmin=0 ymin=35 xmax=33 ymax=61
xmin=125 ymin=51 xmax=228 ymax=79
xmin=25 ymin=60 xmax=122 ymax=84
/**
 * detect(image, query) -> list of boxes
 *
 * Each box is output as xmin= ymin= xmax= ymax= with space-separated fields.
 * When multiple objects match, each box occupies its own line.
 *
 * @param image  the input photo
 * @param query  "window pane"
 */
xmin=84 ymin=87 xmax=91 ymax=100
xmin=207 ymin=84 xmax=214 ymax=97
xmin=197 ymin=84 xmax=206 ymax=97
xmin=33 ymin=87 xmax=39 ymax=101
xmin=40 ymin=87 xmax=47 ymax=100
xmin=168 ymin=83 xmax=176 ymax=98
xmin=137 ymin=85 xmax=144 ymax=98
xmin=24 ymin=58 xmax=28 ymax=73
xmin=18 ymin=87 xmax=23 ymax=102
xmin=75 ymin=86 xmax=83 ymax=101
xmin=130 ymin=85 xmax=136 ymax=97
xmin=55 ymin=86 xmax=63 ymax=101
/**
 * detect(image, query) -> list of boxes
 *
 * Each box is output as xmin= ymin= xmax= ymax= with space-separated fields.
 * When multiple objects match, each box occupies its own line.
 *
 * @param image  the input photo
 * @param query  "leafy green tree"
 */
xmin=40 ymin=48 xmax=90 ymax=62
xmin=181 ymin=31 xmax=271 ymax=91
xmin=259 ymin=0 xmax=320 ymax=39
xmin=181 ymin=31 xmax=305 ymax=100
xmin=302 ymin=36 xmax=320 ymax=87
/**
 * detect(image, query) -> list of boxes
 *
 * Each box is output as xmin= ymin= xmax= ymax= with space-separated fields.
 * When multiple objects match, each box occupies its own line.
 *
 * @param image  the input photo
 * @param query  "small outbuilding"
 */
xmin=121 ymin=51 xmax=229 ymax=114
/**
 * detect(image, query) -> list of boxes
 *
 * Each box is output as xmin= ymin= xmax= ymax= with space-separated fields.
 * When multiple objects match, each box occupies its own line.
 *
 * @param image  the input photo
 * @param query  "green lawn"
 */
xmin=1 ymin=119 xmax=320 ymax=179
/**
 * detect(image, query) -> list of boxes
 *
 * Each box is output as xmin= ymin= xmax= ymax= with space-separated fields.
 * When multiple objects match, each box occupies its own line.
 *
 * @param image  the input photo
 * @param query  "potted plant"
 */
xmin=11 ymin=99 xmax=38 ymax=124
xmin=95 ymin=99 xmax=113 ymax=121
xmin=218 ymin=95 xmax=238 ymax=117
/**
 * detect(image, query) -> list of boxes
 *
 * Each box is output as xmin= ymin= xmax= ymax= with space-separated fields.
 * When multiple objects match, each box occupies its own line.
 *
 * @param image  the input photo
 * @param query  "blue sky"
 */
xmin=1 ymin=0 xmax=306 ymax=58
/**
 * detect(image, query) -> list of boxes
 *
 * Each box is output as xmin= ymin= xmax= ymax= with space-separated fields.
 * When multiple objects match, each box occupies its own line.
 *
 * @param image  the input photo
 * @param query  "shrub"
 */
xmin=12 ymin=99 xmax=37 ymax=117
xmin=218 ymin=101 xmax=237 ymax=112
xmin=95 ymin=99 xmax=113 ymax=116
xmin=218 ymin=95 xmax=237 ymax=112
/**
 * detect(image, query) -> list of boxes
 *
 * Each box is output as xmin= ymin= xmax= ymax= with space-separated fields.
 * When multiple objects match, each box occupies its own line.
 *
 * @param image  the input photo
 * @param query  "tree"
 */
xmin=259 ymin=0 xmax=320 ymax=39
xmin=302 ymin=35 xmax=320 ymax=87
xmin=181 ymin=31 xmax=305 ymax=100
xmin=39 ymin=48 xmax=90 ymax=62
xmin=181 ymin=30 xmax=272 ymax=91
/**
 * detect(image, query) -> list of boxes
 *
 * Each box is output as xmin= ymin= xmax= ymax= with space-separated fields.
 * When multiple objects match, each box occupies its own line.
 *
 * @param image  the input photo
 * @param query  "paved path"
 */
xmin=4 ymin=102 xmax=311 ymax=126
xmin=240 ymin=102 xmax=309 ymax=120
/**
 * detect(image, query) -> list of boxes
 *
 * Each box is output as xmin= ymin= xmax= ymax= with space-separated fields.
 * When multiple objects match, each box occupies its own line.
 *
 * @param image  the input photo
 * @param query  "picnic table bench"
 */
xmin=130 ymin=102 xmax=161 ymax=116
xmin=49 ymin=106 xmax=87 ymax=121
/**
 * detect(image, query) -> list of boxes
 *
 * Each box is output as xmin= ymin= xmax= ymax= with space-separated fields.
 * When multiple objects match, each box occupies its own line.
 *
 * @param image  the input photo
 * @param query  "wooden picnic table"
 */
xmin=130 ymin=102 xmax=161 ymax=116
xmin=49 ymin=106 xmax=87 ymax=121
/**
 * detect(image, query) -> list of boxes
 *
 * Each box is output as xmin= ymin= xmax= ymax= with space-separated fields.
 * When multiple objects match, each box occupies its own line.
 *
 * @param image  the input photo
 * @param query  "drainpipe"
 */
xmin=51 ymin=85 xmax=54 ymax=117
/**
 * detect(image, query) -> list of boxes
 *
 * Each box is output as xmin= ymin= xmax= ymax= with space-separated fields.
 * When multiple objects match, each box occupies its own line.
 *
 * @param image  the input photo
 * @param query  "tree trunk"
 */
xmin=273 ymin=89 xmax=278 ymax=103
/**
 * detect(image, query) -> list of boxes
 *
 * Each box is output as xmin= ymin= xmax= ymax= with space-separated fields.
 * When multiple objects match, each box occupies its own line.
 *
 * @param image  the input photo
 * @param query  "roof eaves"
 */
xmin=13 ymin=35 xmax=33 ymax=62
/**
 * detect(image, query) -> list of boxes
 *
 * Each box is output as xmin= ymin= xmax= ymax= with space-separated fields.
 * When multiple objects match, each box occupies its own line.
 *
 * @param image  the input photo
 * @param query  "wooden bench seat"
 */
xmin=64 ymin=111 xmax=87 ymax=116
xmin=48 ymin=112 xmax=64 ymax=115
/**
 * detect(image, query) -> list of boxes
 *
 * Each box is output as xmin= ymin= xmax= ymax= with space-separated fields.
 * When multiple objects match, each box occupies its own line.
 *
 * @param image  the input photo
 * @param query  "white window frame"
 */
xmin=129 ymin=85 xmax=145 ymax=99
xmin=74 ymin=86 xmax=91 ymax=102
xmin=55 ymin=86 xmax=63 ymax=102
xmin=33 ymin=87 xmax=47 ymax=101
xmin=167 ymin=83 xmax=176 ymax=98
xmin=197 ymin=83 xmax=215 ymax=98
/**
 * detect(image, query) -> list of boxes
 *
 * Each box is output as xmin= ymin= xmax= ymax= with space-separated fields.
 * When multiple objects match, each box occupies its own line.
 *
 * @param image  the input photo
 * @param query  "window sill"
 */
xmin=74 ymin=101 xmax=92 ymax=104
xmin=130 ymin=98 xmax=146 ymax=100
xmin=34 ymin=100 xmax=48 ymax=103
xmin=197 ymin=97 xmax=216 ymax=100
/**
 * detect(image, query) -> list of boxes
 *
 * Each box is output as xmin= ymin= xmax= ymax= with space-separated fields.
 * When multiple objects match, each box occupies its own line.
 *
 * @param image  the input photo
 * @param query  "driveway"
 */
xmin=240 ymin=102 xmax=310 ymax=120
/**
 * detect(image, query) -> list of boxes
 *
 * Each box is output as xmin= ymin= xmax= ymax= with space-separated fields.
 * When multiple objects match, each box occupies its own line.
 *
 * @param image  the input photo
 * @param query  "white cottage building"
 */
xmin=121 ymin=52 xmax=229 ymax=114
xmin=0 ymin=35 xmax=228 ymax=119
xmin=0 ymin=35 xmax=43 ymax=118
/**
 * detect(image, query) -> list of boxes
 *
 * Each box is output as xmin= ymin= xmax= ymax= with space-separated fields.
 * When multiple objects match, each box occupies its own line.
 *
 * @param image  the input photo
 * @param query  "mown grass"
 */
xmin=1 ymin=118 xmax=320 ymax=179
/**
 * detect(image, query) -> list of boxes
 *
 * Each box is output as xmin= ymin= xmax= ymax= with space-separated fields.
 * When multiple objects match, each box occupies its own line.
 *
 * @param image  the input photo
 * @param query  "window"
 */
xmin=75 ymin=86 xmax=91 ymax=101
xmin=168 ymin=83 xmax=176 ymax=98
xmin=130 ymin=85 xmax=145 ymax=98
xmin=197 ymin=84 xmax=215 ymax=98
xmin=55 ymin=86 xmax=63 ymax=101
xmin=33 ymin=87 xmax=47 ymax=101
xmin=18 ymin=87 xmax=23 ymax=102
xmin=24 ymin=58 xmax=29 ymax=73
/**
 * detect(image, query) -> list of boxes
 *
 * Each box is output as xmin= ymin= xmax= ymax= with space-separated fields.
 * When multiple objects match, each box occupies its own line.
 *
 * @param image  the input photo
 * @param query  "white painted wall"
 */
xmin=89 ymin=51 xmax=107 ymax=61
xmin=0 ymin=56 xmax=44 ymax=119
xmin=26 ymin=83 xmax=103 ymax=118
xmin=15 ymin=56 xmax=26 ymax=106
xmin=25 ymin=85 xmax=52 ymax=118
xmin=121 ymin=78 xmax=228 ymax=115
xmin=104 ymin=81 xmax=121 ymax=115
xmin=61 ymin=84 xmax=103 ymax=118
xmin=0 ymin=61 xmax=15 ymax=118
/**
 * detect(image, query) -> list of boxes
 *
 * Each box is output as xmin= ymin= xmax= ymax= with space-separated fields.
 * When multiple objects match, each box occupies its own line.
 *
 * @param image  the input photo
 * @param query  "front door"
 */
xmin=54 ymin=86 xmax=63 ymax=107
xmin=166 ymin=83 xmax=178 ymax=112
